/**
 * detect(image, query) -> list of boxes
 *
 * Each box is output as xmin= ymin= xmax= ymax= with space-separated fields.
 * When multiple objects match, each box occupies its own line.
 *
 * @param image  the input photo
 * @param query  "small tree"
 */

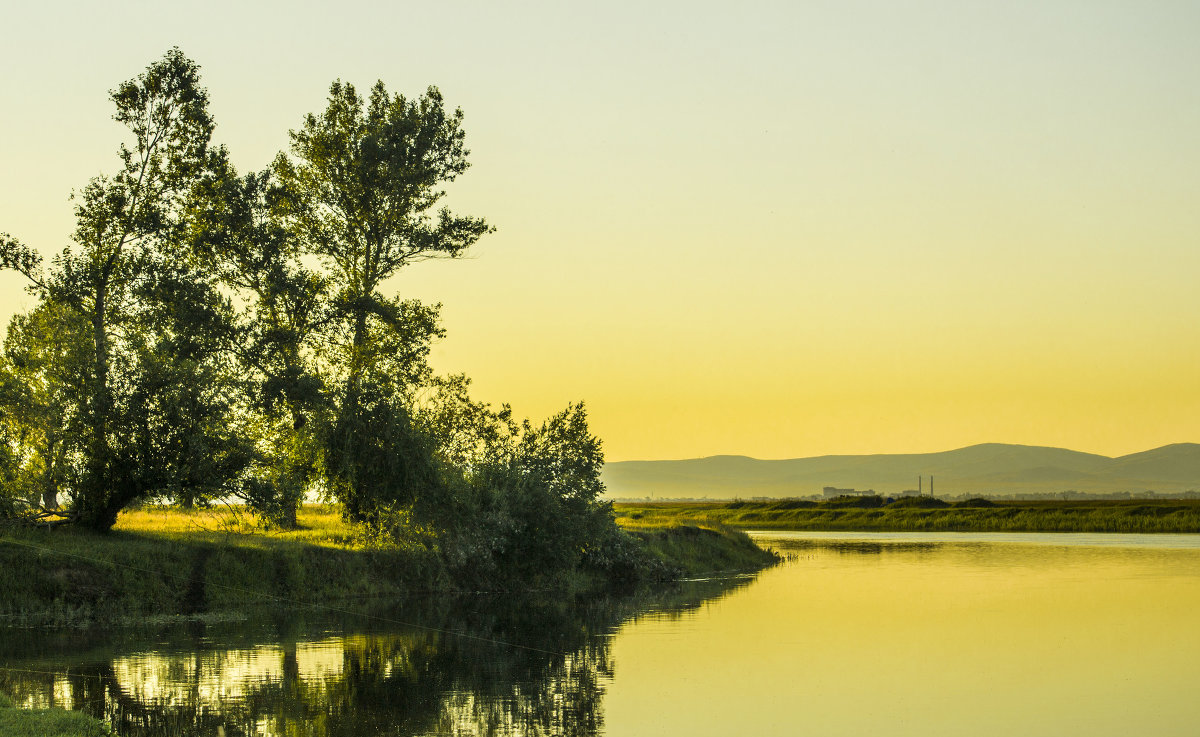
xmin=122 ymin=257 xmax=252 ymax=509
xmin=0 ymin=304 xmax=91 ymax=514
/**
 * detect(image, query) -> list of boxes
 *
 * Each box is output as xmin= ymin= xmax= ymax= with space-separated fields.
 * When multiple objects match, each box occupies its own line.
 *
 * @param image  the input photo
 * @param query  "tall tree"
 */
xmin=0 ymin=49 xmax=222 ymax=530
xmin=276 ymin=81 xmax=492 ymax=519
xmin=122 ymin=254 xmax=251 ymax=511
xmin=187 ymin=153 xmax=331 ymax=526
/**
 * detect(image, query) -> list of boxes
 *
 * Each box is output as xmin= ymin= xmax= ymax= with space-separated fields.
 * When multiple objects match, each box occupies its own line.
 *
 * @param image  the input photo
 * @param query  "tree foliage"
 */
xmin=185 ymin=153 xmax=330 ymax=526
xmin=0 ymin=304 xmax=90 ymax=514
xmin=416 ymin=379 xmax=617 ymax=583
xmin=0 ymin=49 xmax=636 ymax=587
xmin=276 ymin=80 xmax=492 ymax=521
xmin=0 ymin=48 xmax=235 ymax=530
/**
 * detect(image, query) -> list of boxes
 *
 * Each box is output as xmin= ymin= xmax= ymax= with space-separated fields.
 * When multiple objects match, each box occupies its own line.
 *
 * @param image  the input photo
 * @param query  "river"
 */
xmin=2 ymin=532 xmax=1198 ymax=736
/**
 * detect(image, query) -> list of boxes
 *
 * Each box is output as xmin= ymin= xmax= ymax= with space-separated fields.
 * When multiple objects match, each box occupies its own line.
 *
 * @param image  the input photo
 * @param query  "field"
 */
xmin=614 ymin=497 xmax=1200 ymax=534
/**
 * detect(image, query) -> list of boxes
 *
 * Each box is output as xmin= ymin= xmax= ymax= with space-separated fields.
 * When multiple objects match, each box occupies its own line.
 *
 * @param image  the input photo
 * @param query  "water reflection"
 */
xmin=0 ymin=578 xmax=754 ymax=736
xmin=604 ymin=533 xmax=1200 ymax=737
xmin=12 ymin=535 xmax=1196 ymax=737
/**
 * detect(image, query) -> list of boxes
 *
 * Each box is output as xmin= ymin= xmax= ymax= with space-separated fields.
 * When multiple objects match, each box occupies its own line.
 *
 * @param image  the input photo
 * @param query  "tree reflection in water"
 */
xmin=0 ymin=577 xmax=753 ymax=736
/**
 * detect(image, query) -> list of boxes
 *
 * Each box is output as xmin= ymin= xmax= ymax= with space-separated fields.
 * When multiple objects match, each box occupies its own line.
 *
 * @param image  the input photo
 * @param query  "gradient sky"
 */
xmin=2 ymin=1 xmax=1199 ymax=461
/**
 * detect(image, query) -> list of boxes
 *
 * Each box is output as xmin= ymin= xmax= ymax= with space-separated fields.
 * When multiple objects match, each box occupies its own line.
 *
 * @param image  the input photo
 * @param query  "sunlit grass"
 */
xmin=1 ymin=504 xmax=776 ymax=625
xmin=0 ymin=504 xmax=443 ymax=626
xmin=615 ymin=514 xmax=779 ymax=574
xmin=114 ymin=504 xmax=355 ymax=549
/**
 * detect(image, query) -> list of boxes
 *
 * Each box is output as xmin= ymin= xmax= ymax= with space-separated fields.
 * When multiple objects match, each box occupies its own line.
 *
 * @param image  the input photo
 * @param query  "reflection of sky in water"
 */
xmin=605 ymin=534 xmax=1200 ymax=737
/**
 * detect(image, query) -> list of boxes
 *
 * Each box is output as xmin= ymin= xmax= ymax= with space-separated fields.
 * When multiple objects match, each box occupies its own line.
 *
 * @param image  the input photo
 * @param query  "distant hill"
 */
xmin=601 ymin=443 xmax=1200 ymax=499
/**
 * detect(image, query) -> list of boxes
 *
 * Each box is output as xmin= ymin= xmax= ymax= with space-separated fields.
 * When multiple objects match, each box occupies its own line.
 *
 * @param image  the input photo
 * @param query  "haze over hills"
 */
xmin=601 ymin=443 xmax=1200 ymax=499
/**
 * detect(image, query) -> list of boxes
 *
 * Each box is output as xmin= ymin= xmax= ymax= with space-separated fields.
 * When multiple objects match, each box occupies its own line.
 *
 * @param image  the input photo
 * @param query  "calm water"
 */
xmin=3 ymin=533 xmax=1199 ymax=736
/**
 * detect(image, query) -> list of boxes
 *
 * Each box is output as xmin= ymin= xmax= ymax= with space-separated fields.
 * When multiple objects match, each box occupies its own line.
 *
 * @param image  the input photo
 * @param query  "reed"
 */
xmin=614 ymin=499 xmax=1200 ymax=534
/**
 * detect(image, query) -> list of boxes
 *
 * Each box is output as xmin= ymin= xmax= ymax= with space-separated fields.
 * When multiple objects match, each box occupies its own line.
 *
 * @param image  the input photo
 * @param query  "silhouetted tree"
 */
xmin=0 ymin=49 xmax=247 ymax=529
xmin=415 ymin=378 xmax=619 ymax=582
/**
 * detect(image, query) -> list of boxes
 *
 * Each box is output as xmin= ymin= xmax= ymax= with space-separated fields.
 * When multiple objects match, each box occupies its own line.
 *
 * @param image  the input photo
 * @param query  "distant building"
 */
xmin=897 ymin=489 xmax=920 ymax=497
xmin=823 ymin=487 xmax=875 ymax=498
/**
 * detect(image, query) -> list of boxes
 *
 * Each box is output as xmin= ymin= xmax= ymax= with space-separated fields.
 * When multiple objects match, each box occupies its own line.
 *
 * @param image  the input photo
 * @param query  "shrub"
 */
xmin=954 ymin=497 xmax=998 ymax=508
xmin=887 ymin=496 xmax=951 ymax=509
xmin=823 ymin=495 xmax=886 ymax=509
xmin=768 ymin=499 xmax=818 ymax=510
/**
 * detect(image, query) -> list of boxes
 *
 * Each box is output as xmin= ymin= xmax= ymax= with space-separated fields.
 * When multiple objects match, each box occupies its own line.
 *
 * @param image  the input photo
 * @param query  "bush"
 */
xmin=823 ymin=495 xmax=886 ymax=509
xmin=954 ymin=497 xmax=998 ymax=508
xmin=887 ymin=496 xmax=951 ymax=509
xmin=767 ymin=499 xmax=818 ymax=510
xmin=417 ymin=400 xmax=623 ymax=586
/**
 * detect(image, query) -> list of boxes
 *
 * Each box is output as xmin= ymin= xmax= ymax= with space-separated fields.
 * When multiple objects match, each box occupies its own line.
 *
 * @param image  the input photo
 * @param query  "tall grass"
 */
xmin=614 ymin=499 xmax=1200 ymax=534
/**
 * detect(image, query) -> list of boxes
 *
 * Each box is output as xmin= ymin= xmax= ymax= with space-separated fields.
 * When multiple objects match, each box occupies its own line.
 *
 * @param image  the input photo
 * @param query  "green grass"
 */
xmin=614 ymin=498 xmax=1200 ymax=534
xmin=0 ymin=504 xmax=777 ymax=626
xmin=0 ymin=505 xmax=447 ymax=626
xmin=629 ymin=525 xmax=778 ymax=575
xmin=617 ymin=518 xmax=779 ymax=575
xmin=0 ymin=692 xmax=112 ymax=736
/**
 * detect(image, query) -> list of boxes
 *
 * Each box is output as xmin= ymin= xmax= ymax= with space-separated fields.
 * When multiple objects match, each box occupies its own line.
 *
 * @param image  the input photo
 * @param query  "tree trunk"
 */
xmin=74 ymin=292 xmax=123 ymax=532
xmin=41 ymin=437 xmax=60 ymax=509
xmin=335 ymin=307 xmax=370 ymax=519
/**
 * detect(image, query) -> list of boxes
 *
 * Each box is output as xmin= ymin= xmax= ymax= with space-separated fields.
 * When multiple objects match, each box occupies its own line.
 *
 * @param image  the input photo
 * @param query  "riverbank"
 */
xmin=614 ymin=498 xmax=1200 ymax=534
xmin=0 ymin=551 xmax=763 ymax=737
xmin=0 ymin=505 xmax=775 ymax=626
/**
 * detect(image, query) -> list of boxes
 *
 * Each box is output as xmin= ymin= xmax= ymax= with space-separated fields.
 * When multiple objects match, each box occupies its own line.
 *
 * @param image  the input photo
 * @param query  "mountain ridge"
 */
xmin=601 ymin=443 xmax=1200 ymax=498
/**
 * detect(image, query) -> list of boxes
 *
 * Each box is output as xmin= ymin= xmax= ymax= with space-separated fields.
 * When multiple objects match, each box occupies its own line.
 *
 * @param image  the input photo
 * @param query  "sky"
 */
xmin=2 ymin=1 xmax=1199 ymax=461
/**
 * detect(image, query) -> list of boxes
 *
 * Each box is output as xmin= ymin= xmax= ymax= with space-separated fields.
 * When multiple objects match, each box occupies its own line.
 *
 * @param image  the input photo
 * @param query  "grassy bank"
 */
xmin=0 ymin=505 xmax=775 ymax=626
xmin=0 ymin=506 xmax=444 ymax=627
xmin=619 ymin=518 xmax=779 ymax=576
xmin=615 ymin=498 xmax=1200 ymax=534
xmin=0 ymin=692 xmax=112 ymax=736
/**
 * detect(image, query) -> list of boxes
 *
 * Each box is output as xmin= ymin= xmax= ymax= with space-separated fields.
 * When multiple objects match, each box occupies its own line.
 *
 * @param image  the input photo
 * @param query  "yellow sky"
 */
xmin=2 ymin=1 xmax=1198 ymax=460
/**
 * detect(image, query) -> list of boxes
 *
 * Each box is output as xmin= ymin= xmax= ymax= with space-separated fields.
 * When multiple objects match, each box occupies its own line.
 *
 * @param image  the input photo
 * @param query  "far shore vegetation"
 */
xmin=615 ymin=497 xmax=1200 ymax=534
